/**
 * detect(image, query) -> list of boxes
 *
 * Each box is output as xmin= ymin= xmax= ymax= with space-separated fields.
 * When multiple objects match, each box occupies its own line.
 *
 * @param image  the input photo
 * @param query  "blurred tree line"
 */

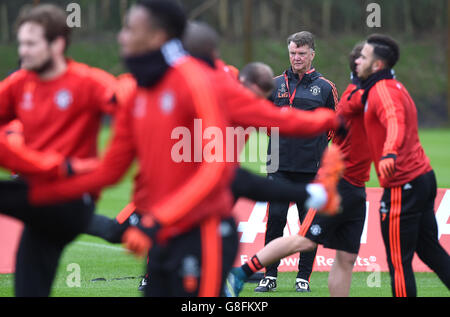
xmin=0 ymin=0 xmax=448 ymax=125
xmin=0 ymin=0 xmax=447 ymax=42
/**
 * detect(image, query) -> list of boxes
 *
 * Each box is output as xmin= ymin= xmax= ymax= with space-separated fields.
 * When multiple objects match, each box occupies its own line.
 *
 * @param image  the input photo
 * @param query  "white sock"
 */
xmin=305 ymin=184 xmax=327 ymax=210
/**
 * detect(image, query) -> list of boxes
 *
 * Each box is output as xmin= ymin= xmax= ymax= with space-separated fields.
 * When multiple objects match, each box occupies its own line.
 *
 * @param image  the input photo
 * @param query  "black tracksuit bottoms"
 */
xmin=264 ymin=171 xmax=317 ymax=280
xmin=380 ymin=170 xmax=450 ymax=297
xmin=0 ymin=179 xmax=94 ymax=296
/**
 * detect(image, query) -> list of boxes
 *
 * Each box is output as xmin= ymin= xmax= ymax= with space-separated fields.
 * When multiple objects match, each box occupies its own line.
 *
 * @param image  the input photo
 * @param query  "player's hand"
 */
xmin=378 ymin=154 xmax=397 ymax=179
xmin=122 ymin=226 xmax=152 ymax=257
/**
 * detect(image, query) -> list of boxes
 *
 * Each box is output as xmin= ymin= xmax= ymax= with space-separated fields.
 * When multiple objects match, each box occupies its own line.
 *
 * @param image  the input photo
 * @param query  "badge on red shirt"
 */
xmin=55 ymin=89 xmax=73 ymax=110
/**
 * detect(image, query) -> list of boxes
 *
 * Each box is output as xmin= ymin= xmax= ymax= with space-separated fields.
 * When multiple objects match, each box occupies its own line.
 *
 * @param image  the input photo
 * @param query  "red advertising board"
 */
xmin=0 ymin=215 xmax=23 ymax=273
xmin=232 ymin=188 xmax=450 ymax=272
xmin=1 ymin=188 xmax=449 ymax=274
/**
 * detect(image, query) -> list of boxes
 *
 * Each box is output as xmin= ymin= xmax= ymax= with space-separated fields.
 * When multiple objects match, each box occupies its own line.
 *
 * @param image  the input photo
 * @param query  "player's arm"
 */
xmin=0 ymin=144 xmax=98 ymax=181
xmin=231 ymin=168 xmax=308 ymax=203
xmin=28 ymin=100 xmax=136 ymax=205
xmin=336 ymin=84 xmax=364 ymax=118
xmin=373 ymin=83 xmax=406 ymax=179
xmin=0 ymin=74 xmax=19 ymax=127
xmin=0 ymin=139 xmax=65 ymax=179
xmin=223 ymin=78 xmax=341 ymax=137
xmin=322 ymin=80 xmax=339 ymax=141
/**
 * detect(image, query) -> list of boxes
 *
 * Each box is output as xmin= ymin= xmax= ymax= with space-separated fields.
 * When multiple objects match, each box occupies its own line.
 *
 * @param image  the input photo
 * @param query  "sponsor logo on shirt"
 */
xmin=277 ymin=83 xmax=289 ymax=98
xmin=20 ymin=92 xmax=33 ymax=110
xmin=310 ymin=224 xmax=322 ymax=236
xmin=160 ymin=91 xmax=175 ymax=115
xmin=55 ymin=89 xmax=73 ymax=110
xmin=310 ymin=85 xmax=321 ymax=96
xmin=133 ymin=94 xmax=147 ymax=118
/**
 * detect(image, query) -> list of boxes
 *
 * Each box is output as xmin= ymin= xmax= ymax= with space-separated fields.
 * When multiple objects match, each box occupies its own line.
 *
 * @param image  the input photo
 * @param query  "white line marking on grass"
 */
xmin=74 ymin=241 xmax=125 ymax=252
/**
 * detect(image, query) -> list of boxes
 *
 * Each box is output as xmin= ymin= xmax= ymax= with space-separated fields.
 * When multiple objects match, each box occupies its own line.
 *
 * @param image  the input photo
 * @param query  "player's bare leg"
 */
xmin=256 ymin=235 xmax=317 ymax=268
xmin=328 ymin=250 xmax=357 ymax=297
xmin=224 ymin=234 xmax=317 ymax=297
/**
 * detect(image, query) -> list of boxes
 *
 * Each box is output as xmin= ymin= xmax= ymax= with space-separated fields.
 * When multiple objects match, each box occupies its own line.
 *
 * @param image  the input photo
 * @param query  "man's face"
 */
xmin=288 ymin=42 xmax=315 ymax=74
xmin=355 ymin=43 xmax=375 ymax=80
xmin=17 ymin=22 xmax=52 ymax=71
xmin=118 ymin=6 xmax=166 ymax=57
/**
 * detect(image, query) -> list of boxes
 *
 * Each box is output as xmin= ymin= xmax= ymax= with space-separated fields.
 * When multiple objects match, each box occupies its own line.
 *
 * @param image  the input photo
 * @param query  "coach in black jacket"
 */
xmin=256 ymin=31 xmax=338 ymax=293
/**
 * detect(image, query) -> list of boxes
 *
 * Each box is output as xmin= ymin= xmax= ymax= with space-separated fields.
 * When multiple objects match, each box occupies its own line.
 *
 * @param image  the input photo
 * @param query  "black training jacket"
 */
xmin=267 ymin=67 xmax=337 ymax=174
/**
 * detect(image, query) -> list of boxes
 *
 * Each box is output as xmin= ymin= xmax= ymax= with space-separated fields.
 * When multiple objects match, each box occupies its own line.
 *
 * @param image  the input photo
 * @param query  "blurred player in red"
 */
xmin=354 ymin=34 xmax=450 ymax=296
xmin=80 ymin=59 xmax=345 ymax=292
xmin=30 ymin=0 xmax=238 ymax=297
xmin=29 ymin=22 xmax=346 ymax=237
xmin=0 ymin=119 xmax=98 ymax=180
xmin=27 ymin=1 xmax=347 ymax=296
xmin=0 ymin=4 xmax=117 ymax=296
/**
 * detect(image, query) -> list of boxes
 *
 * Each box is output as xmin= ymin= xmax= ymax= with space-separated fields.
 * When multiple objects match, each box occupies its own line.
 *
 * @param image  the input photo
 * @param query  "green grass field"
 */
xmin=0 ymin=127 xmax=449 ymax=297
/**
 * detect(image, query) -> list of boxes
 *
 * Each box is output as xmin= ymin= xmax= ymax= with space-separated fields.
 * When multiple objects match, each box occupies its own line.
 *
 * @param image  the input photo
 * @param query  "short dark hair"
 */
xmin=366 ymin=34 xmax=399 ymax=68
xmin=16 ymin=4 xmax=71 ymax=51
xmin=287 ymin=31 xmax=315 ymax=51
xmin=137 ymin=0 xmax=186 ymax=39
xmin=239 ymin=62 xmax=275 ymax=95
xmin=183 ymin=21 xmax=219 ymax=60
xmin=349 ymin=42 xmax=364 ymax=73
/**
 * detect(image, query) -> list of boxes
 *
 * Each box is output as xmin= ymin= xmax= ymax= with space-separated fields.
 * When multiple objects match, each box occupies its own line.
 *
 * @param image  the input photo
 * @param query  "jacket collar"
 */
xmin=285 ymin=67 xmax=319 ymax=84
xmin=360 ymin=68 xmax=394 ymax=104
xmin=123 ymin=39 xmax=188 ymax=88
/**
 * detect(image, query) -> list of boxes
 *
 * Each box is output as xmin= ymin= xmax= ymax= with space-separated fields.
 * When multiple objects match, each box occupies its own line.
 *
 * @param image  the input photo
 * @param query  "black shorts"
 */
xmin=379 ymin=170 xmax=450 ymax=297
xmin=145 ymin=216 xmax=238 ymax=297
xmin=303 ymin=178 xmax=366 ymax=254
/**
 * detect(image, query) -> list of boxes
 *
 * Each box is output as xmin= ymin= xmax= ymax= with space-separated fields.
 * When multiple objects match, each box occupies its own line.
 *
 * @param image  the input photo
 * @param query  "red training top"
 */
xmin=30 ymin=56 xmax=235 ymax=240
xmin=0 ymin=59 xmax=117 ymax=166
xmin=364 ymin=79 xmax=431 ymax=188
xmin=333 ymin=84 xmax=372 ymax=187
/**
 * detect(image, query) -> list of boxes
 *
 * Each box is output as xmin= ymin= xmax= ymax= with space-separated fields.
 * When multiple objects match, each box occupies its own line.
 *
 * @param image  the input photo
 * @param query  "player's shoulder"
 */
xmin=343 ymin=83 xmax=358 ymax=94
xmin=273 ymin=73 xmax=285 ymax=86
xmin=382 ymin=78 xmax=405 ymax=90
xmin=116 ymin=73 xmax=137 ymax=106
xmin=1 ymin=69 xmax=29 ymax=87
xmin=173 ymin=56 xmax=217 ymax=87
xmin=68 ymin=59 xmax=117 ymax=87
xmin=372 ymin=78 xmax=405 ymax=99
xmin=315 ymin=74 xmax=337 ymax=92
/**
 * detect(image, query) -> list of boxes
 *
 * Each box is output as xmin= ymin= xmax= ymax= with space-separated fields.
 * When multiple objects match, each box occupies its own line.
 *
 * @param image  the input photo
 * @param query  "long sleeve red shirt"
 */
xmin=0 ymin=60 xmax=117 ymax=163
xmin=364 ymin=79 xmax=431 ymax=187
xmin=30 ymin=56 xmax=236 ymax=239
xmin=0 ymin=121 xmax=65 ymax=181
xmin=333 ymin=84 xmax=372 ymax=187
